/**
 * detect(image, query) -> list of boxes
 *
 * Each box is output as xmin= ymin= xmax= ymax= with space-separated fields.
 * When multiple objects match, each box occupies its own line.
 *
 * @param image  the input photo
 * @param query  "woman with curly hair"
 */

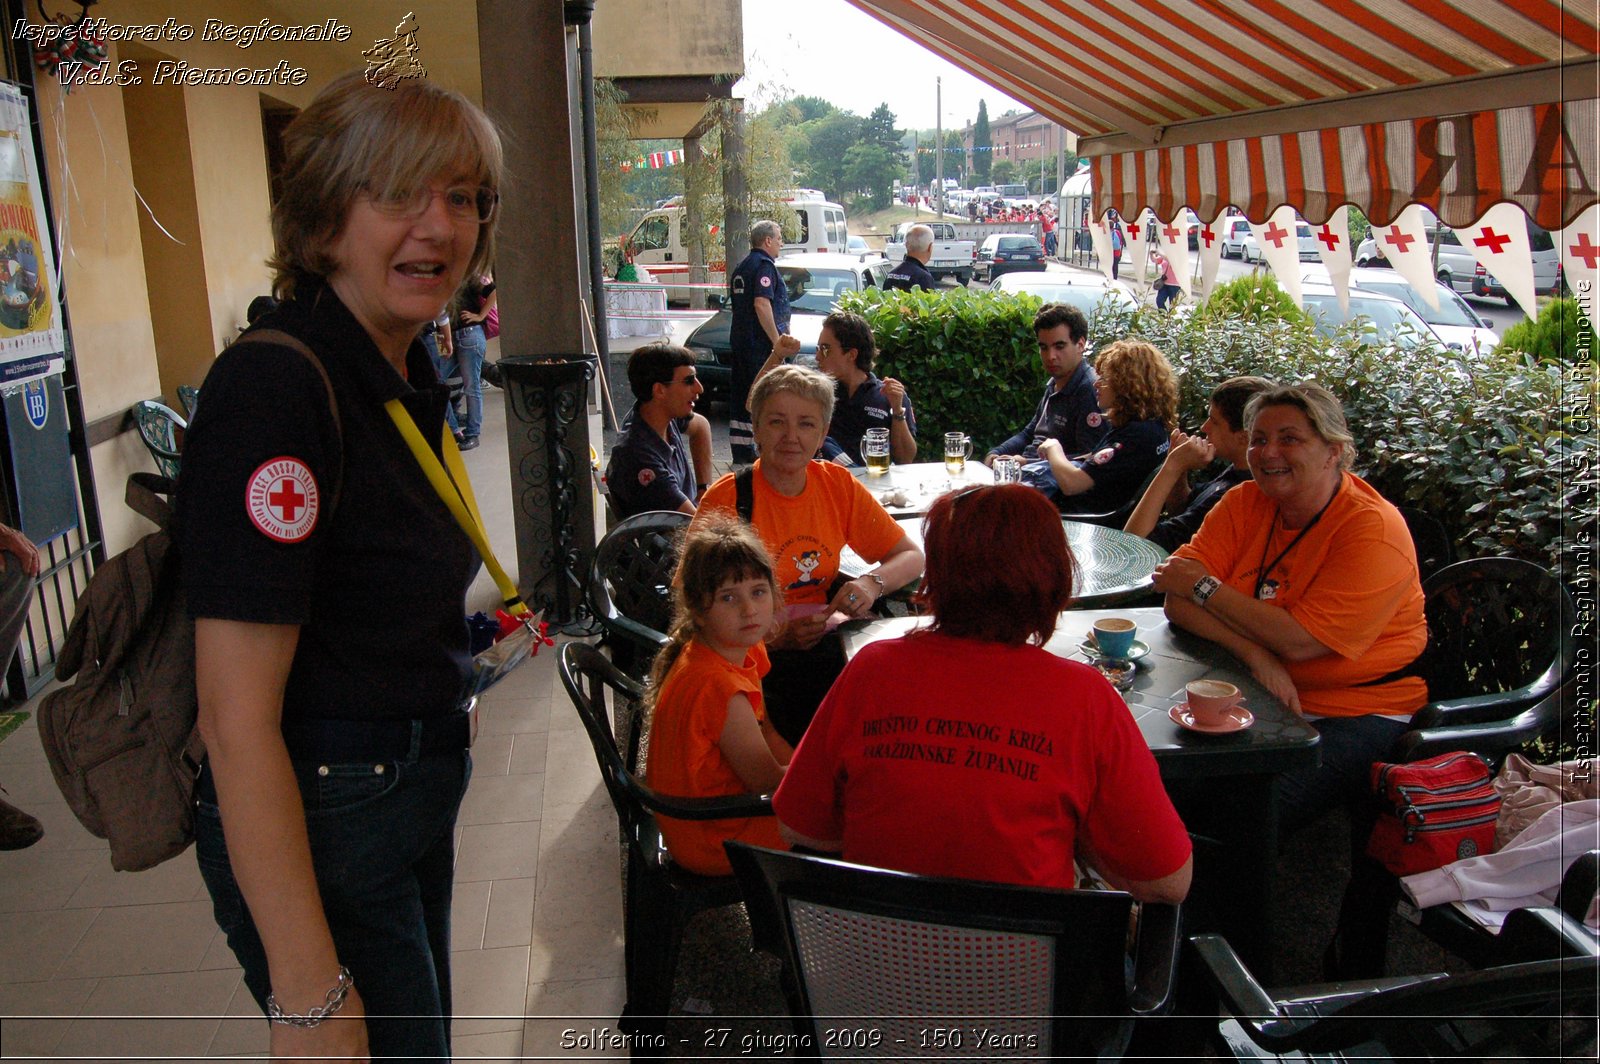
xmin=1036 ymin=338 xmax=1178 ymax=516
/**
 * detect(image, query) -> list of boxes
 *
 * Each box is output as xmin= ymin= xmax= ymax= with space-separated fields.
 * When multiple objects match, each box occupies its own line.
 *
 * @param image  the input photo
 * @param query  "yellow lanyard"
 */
xmin=383 ymin=399 xmax=530 ymax=618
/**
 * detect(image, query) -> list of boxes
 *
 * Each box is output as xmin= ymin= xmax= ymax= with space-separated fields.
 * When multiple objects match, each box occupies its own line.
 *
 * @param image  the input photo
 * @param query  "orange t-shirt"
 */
xmin=695 ymin=461 xmax=907 ymax=606
xmin=1173 ymin=472 xmax=1427 ymax=718
xmin=644 ymin=638 xmax=784 ymax=875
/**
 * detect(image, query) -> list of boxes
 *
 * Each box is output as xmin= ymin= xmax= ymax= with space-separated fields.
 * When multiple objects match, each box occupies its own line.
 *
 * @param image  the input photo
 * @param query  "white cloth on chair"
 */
xmin=1401 ymin=798 xmax=1600 ymax=931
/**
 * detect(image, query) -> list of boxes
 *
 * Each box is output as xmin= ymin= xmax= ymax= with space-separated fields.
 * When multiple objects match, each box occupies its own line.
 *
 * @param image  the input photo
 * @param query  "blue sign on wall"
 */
xmin=3 ymin=371 xmax=76 ymax=543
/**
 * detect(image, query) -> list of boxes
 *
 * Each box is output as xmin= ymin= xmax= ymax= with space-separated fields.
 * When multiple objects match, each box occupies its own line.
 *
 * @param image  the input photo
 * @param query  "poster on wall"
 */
xmin=0 ymin=83 xmax=64 ymax=386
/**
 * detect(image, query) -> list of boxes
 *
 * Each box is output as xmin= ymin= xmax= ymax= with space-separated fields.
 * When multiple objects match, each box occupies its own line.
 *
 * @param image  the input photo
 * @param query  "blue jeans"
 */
xmin=422 ymin=331 xmax=462 ymax=434
xmin=196 ymin=745 xmax=471 ymax=1063
xmin=454 ymin=324 xmax=486 ymax=439
xmin=1276 ymin=713 xmax=1408 ymax=838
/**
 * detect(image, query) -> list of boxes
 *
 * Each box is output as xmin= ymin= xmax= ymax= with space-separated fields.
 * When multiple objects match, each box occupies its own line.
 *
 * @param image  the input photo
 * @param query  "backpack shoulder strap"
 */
xmin=233 ymin=328 xmax=344 ymax=512
xmin=734 ymin=466 xmax=755 ymax=524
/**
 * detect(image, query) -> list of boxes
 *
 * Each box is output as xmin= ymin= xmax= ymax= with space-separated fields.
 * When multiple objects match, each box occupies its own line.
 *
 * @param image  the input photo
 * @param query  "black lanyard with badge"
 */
xmin=1254 ymin=480 xmax=1341 ymax=599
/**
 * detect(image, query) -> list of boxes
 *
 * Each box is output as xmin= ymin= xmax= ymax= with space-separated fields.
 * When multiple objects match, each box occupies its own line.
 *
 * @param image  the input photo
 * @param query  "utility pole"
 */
xmin=934 ymin=77 xmax=943 ymax=218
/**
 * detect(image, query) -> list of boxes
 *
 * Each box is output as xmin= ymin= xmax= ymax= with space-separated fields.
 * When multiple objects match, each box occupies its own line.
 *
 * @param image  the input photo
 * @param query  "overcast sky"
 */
xmin=737 ymin=0 xmax=1026 ymax=132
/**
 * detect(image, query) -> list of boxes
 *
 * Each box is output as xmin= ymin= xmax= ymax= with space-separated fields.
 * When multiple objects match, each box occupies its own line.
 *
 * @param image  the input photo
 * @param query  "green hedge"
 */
xmin=841 ymin=282 xmax=1596 ymax=576
xmin=1498 ymin=296 xmax=1597 ymax=365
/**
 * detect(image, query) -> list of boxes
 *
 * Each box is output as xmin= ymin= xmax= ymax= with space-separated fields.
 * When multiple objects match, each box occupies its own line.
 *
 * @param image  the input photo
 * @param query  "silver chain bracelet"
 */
xmin=266 ymin=966 xmax=353 ymax=1028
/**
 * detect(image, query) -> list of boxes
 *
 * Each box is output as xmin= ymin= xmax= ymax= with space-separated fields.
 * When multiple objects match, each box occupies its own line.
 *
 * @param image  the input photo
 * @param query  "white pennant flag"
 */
xmin=1558 ymin=203 xmax=1600 ymax=310
xmin=1126 ymin=210 xmax=1152 ymax=289
xmin=1155 ymin=211 xmax=1193 ymax=298
xmin=1368 ymin=204 xmax=1439 ymax=309
xmin=1196 ymin=212 xmax=1226 ymax=299
xmin=1253 ymin=204 xmax=1304 ymax=311
xmin=1089 ymin=215 xmax=1114 ymax=283
xmin=1460 ymin=203 xmax=1536 ymax=316
xmin=1314 ymin=206 xmax=1354 ymax=313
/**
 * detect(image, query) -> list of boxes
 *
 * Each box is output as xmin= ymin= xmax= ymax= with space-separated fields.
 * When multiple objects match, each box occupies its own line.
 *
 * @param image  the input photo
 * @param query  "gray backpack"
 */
xmin=38 ymin=331 xmax=337 ymax=870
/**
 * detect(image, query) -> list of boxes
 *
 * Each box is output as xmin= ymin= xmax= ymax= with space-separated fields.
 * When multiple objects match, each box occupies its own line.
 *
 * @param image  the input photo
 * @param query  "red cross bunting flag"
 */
xmin=1314 ymin=206 xmax=1354 ymax=313
xmin=1559 ymin=204 xmax=1599 ymax=310
xmin=1088 ymin=216 xmax=1115 ymax=283
xmin=1253 ymin=205 xmax=1305 ymax=311
xmin=1196 ymin=214 xmax=1224 ymax=299
xmin=1156 ymin=212 xmax=1193 ymax=299
xmin=1459 ymin=202 xmax=1535 ymax=316
xmin=1126 ymin=210 xmax=1152 ymax=287
xmin=246 ymin=457 xmax=320 ymax=543
xmin=1371 ymin=204 xmax=1440 ymax=310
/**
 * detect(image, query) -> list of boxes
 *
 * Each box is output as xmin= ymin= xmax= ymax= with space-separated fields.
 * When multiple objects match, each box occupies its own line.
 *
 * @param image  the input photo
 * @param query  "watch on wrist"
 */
xmin=1192 ymin=574 xmax=1222 ymax=607
xmin=890 ymin=411 xmax=906 ymax=421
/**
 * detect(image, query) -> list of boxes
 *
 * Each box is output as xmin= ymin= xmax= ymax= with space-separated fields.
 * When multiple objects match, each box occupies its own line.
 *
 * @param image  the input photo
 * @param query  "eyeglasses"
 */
xmin=365 ymin=184 xmax=499 ymax=223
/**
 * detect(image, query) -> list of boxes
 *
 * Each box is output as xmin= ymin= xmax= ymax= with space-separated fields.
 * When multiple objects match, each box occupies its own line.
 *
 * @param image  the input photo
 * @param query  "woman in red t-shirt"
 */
xmin=774 ymin=485 xmax=1193 ymax=900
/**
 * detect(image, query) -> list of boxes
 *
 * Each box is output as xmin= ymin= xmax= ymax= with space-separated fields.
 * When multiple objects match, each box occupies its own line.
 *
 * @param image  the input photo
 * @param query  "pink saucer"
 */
xmin=1169 ymin=702 xmax=1254 ymax=734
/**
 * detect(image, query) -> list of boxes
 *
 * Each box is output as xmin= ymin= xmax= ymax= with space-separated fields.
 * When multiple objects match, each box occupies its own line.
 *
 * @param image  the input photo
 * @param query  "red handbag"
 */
xmin=1366 ymin=752 xmax=1501 ymax=877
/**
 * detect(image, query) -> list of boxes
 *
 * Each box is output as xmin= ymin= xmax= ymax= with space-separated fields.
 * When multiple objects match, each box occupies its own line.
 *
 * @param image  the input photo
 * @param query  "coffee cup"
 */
xmin=1185 ymin=679 xmax=1242 ymax=725
xmin=1092 ymin=617 xmax=1137 ymax=659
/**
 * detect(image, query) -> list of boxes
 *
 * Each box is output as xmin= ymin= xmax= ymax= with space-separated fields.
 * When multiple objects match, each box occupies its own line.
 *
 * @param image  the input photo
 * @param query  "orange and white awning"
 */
xmin=845 ymin=0 xmax=1600 ymax=228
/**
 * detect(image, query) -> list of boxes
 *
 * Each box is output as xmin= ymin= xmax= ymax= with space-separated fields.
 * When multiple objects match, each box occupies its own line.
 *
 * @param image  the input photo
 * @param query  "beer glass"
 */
xmin=943 ymin=432 xmax=973 ymax=476
xmin=863 ymin=429 xmax=891 ymax=476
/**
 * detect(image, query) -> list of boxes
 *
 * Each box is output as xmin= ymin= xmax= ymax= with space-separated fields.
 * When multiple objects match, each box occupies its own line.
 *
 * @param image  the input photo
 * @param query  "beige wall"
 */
xmin=592 ymin=0 xmax=742 ymax=78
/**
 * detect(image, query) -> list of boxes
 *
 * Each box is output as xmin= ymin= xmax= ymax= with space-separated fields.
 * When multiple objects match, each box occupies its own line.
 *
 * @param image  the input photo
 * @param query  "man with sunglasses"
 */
xmin=606 ymin=343 xmax=710 ymax=518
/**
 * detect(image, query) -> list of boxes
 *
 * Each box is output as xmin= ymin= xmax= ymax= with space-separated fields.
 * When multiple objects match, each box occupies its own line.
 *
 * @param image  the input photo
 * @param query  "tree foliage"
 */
xmin=972 ymin=100 xmax=992 ymax=181
xmin=843 ymin=143 xmax=899 ymax=210
xmin=991 ymin=158 xmax=1016 ymax=184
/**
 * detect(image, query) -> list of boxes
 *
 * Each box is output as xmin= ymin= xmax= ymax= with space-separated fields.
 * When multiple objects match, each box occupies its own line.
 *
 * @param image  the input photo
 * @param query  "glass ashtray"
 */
xmin=1095 ymin=658 xmax=1136 ymax=691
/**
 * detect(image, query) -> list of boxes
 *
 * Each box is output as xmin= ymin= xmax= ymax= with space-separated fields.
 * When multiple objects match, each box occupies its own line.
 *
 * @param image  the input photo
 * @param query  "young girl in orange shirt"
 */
xmin=645 ymin=515 xmax=791 ymax=874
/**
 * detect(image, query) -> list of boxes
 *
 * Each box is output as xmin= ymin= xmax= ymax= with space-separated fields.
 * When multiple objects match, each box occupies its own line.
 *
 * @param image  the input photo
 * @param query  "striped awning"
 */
xmin=844 ymin=0 xmax=1600 ymax=228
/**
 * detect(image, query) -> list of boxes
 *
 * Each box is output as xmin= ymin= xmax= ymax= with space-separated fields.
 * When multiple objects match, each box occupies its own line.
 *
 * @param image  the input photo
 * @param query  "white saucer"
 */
xmin=1169 ymin=702 xmax=1254 ymax=734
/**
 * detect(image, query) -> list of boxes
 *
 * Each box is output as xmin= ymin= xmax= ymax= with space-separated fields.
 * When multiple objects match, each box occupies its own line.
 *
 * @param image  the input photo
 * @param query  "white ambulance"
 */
xmin=623 ymin=190 xmax=849 ymax=304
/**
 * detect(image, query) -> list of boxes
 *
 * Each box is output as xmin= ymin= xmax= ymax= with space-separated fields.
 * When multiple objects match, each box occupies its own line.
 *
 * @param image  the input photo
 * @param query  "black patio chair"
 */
xmin=1408 ymin=557 xmax=1575 ymax=730
xmin=558 ymin=642 xmax=773 ymax=1043
xmin=725 ymin=842 xmax=1183 ymax=1060
xmin=1396 ymin=505 xmax=1454 ymax=579
xmin=587 ymin=510 xmax=688 ymax=679
xmin=1192 ymin=933 xmax=1598 ymax=1062
xmin=131 ymin=399 xmax=187 ymax=481
xmin=1064 ymin=462 xmax=1163 ymax=529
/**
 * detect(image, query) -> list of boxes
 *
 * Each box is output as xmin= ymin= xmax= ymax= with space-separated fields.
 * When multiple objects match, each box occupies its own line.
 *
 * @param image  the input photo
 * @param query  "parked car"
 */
xmin=988 ymin=272 xmax=1137 ymax=334
xmin=1309 ymin=266 xmax=1501 ymax=354
xmin=974 ymin=233 xmax=1047 ymax=283
xmin=846 ymin=234 xmax=886 ymax=262
xmin=684 ymin=253 xmax=892 ymax=400
xmin=1219 ymin=216 xmax=1254 ymax=259
xmin=1299 ymin=282 xmax=1444 ymax=349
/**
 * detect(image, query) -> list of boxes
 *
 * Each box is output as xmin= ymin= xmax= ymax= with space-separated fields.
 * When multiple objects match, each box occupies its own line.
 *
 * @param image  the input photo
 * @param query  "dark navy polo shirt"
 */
xmin=884 ymin=256 xmax=936 ymax=292
xmin=990 ymin=359 xmax=1107 ymax=460
xmin=1148 ymin=465 xmax=1251 ymax=551
xmin=728 ymin=247 xmax=790 ymax=361
xmin=175 ymin=285 xmax=478 ymax=723
xmin=606 ymin=403 xmax=696 ymax=518
xmin=1060 ymin=418 xmax=1170 ymax=516
xmin=820 ymin=374 xmax=918 ymax=464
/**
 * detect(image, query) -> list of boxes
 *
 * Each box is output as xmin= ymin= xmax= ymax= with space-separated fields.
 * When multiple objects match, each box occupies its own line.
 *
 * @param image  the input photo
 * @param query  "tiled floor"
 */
xmin=0 ymin=639 xmax=633 ymax=1061
xmin=0 ymin=334 xmax=694 ymax=1059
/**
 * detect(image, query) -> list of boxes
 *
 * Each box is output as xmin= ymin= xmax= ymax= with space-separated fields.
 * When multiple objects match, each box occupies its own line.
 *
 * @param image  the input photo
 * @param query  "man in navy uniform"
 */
xmin=984 ymin=303 xmax=1106 ymax=467
xmin=884 ymin=224 xmax=937 ymax=292
xmin=728 ymin=220 xmax=790 ymax=464
xmin=605 ymin=344 xmax=705 ymax=519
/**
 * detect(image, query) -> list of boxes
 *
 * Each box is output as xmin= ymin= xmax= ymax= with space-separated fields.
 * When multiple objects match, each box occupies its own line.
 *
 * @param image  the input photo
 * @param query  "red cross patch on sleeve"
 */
xmin=637 ymin=468 xmax=656 ymax=486
xmin=759 ymin=275 xmax=771 ymax=288
xmin=245 ymin=457 xmax=321 ymax=543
